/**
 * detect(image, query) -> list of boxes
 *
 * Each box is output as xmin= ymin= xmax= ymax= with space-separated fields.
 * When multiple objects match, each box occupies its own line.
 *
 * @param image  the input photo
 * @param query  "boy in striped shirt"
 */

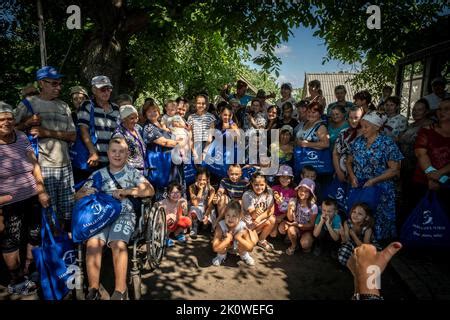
xmin=212 ymin=164 xmax=249 ymax=230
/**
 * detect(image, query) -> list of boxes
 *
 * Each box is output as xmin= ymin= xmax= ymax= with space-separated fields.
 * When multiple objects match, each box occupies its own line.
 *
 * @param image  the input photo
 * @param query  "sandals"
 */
xmin=257 ymin=240 xmax=274 ymax=252
xmin=286 ymin=246 xmax=296 ymax=256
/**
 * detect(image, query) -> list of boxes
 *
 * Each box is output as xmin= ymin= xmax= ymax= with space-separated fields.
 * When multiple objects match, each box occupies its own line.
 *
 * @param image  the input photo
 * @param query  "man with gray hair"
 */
xmin=14 ymin=66 xmax=76 ymax=229
xmin=76 ymin=75 xmax=119 ymax=181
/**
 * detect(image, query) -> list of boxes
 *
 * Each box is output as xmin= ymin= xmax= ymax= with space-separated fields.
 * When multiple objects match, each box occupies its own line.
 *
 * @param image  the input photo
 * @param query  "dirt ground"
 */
xmin=0 ymin=230 xmax=412 ymax=300
xmin=139 ymin=231 xmax=411 ymax=300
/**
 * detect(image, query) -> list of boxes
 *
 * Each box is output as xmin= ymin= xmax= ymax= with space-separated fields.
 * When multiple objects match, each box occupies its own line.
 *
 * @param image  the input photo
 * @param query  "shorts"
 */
xmin=167 ymin=216 xmax=192 ymax=232
xmin=90 ymin=211 xmax=136 ymax=246
xmin=190 ymin=206 xmax=216 ymax=224
xmin=0 ymin=196 xmax=41 ymax=253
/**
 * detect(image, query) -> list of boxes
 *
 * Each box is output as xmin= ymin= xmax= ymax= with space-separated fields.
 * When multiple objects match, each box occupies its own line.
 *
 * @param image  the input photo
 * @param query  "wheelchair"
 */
xmin=73 ymin=197 xmax=167 ymax=300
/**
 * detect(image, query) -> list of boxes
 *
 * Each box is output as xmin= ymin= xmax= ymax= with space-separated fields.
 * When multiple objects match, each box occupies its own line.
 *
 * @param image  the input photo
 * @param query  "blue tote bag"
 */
xmin=293 ymin=122 xmax=333 ymax=176
xmin=345 ymin=185 xmax=381 ymax=215
xmin=70 ymin=101 xmax=97 ymax=170
xmin=294 ymin=146 xmax=333 ymax=176
xmin=323 ymin=177 xmax=348 ymax=210
xmin=146 ymin=143 xmax=173 ymax=188
xmin=71 ymin=173 xmax=122 ymax=243
xmin=400 ymin=191 xmax=450 ymax=248
xmin=32 ymin=207 xmax=76 ymax=300
xmin=183 ymin=162 xmax=197 ymax=186
xmin=21 ymin=99 xmax=39 ymax=158
xmin=203 ymin=139 xmax=237 ymax=178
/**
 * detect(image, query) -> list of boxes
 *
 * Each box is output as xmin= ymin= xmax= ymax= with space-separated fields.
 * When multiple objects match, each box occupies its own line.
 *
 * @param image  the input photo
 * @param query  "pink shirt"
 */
xmin=272 ymin=185 xmax=296 ymax=216
xmin=0 ymin=130 xmax=38 ymax=206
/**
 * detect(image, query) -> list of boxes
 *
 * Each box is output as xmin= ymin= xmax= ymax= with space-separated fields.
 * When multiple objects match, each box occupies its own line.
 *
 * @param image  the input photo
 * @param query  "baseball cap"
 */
xmin=91 ymin=75 xmax=113 ymax=88
xmin=276 ymin=165 xmax=294 ymax=177
xmin=36 ymin=66 xmax=63 ymax=80
xmin=229 ymin=98 xmax=240 ymax=105
xmin=69 ymin=85 xmax=89 ymax=97
xmin=295 ymin=178 xmax=316 ymax=199
xmin=0 ymin=101 xmax=14 ymax=114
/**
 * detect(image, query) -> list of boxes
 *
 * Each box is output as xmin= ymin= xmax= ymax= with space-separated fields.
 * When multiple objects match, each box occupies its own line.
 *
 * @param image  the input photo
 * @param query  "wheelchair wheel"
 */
xmin=145 ymin=203 xmax=166 ymax=269
xmin=131 ymin=274 xmax=142 ymax=300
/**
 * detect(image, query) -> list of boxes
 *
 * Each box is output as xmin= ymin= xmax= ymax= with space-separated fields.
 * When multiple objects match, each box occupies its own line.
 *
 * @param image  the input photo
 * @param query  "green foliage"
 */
xmin=312 ymin=0 xmax=448 ymax=98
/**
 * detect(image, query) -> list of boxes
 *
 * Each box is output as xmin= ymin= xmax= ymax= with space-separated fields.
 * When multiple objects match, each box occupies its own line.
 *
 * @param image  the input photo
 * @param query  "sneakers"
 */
xmin=212 ymin=253 xmax=227 ymax=266
xmin=86 ymin=288 xmax=100 ymax=300
xmin=240 ymin=252 xmax=255 ymax=266
xmin=111 ymin=290 xmax=128 ymax=300
xmin=7 ymin=279 xmax=37 ymax=296
xmin=190 ymin=222 xmax=198 ymax=239
xmin=175 ymin=233 xmax=187 ymax=243
xmin=166 ymin=238 xmax=175 ymax=247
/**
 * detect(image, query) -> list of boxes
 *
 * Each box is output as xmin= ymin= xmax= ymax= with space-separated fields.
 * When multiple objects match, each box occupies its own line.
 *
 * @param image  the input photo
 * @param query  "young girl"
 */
xmin=270 ymin=165 xmax=296 ymax=238
xmin=242 ymin=172 xmax=276 ymax=251
xmin=279 ymin=178 xmax=318 ymax=255
xmin=212 ymin=201 xmax=259 ymax=266
xmin=338 ymin=203 xmax=378 ymax=267
xmin=246 ymin=99 xmax=267 ymax=130
xmin=188 ymin=167 xmax=216 ymax=238
xmin=159 ymin=182 xmax=192 ymax=247
xmin=161 ymin=100 xmax=191 ymax=163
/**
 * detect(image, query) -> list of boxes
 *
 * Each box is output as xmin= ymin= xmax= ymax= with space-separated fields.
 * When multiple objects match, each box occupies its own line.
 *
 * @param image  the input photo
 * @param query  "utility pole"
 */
xmin=37 ymin=0 xmax=47 ymax=67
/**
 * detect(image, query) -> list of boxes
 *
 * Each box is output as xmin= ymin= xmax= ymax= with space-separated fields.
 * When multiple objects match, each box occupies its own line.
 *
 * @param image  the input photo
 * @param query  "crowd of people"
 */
xmin=0 ymin=65 xmax=449 ymax=300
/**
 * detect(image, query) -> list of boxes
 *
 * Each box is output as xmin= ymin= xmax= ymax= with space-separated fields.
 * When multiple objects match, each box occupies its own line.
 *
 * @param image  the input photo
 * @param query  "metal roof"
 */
xmin=302 ymin=72 xmax=358 ymax=105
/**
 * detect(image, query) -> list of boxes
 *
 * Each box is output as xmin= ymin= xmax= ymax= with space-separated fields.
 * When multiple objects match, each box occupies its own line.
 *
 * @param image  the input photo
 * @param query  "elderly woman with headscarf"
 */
xmin=111 ymin=105 xmax=146 ymax=174
xmin=0 ymin=101 xmax=50 ymax=295
xmin=346 ymin=111 xmax=404 ymax=241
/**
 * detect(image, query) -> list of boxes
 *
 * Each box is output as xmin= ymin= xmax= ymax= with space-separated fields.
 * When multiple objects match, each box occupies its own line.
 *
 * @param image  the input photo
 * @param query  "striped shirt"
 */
xmin=15 ymin=96 xmax=76 ymax=167
xmin=0 ymin=130 xmax=38 ymax=206
xmin=77 ymin=99 xmax=120 ymax=164
xmin=187 ymin=112 xmax=216 ymax=142
xmin=219 ymin=178 xmax=249 ymax=200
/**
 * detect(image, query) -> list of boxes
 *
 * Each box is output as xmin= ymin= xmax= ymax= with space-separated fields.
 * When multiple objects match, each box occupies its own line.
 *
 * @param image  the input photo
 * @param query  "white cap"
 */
xmin=91 ymin=75 xmax=113 ymax=88
xmin=119 ymin=105 xmax=138 ymax=120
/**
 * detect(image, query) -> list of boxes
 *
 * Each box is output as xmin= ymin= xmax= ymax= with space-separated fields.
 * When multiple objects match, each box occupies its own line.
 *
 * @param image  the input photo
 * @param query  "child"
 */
xmin=246 ymin=99 xmax=267 ymax=130
xmin=161 ymin=99 xmax=191 ymax=162
xmin=188 ymin=167 xmax=216 ymax=238
xmin=279 ymin=178 xmax=318 ymax=255
xmin=158 ymin=181 xmax=192 ymax=247
xmin=75 ymin=137 xmax=154 ymax=300
xmin=242 ymin=172 xmax=276 ymax=251
xmin=313 ymin=199 xmax=342 ymax=256
xmin=212 ymin=201 xmax=259 ymax=266
xmin=212 ymin=164 xmax=249 ymax=229
xmin=300 ymin=165 xmax=321 ymax=203
xmin=270 ymin=165 xmax=296 ymax=238
xmin=338 ymin=202 xmax=378 ymax=267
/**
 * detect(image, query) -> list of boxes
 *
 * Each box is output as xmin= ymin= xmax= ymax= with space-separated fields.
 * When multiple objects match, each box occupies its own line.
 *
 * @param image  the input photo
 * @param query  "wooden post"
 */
xmin=37 ymin=0 xmax=47 ymax=67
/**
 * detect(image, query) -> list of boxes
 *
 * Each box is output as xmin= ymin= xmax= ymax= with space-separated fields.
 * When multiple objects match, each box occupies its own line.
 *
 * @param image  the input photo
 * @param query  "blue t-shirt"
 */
xmin=229 ymin=94 xmax=253 ymax=107
xmin=314 ymin=212 xmax=342 ymax=231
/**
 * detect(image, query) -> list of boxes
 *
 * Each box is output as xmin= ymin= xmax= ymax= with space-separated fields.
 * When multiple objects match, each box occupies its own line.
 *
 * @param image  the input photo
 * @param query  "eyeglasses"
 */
xmin=42 ymin=80 xmax=63 ymax=87
xmin=99 ymin=86 xmax=113 ymax=92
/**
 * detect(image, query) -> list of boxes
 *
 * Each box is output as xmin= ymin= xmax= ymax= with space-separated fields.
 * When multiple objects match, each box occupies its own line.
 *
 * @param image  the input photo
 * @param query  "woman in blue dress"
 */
xmin=142 ymin=102 xmax=184 ymax=200
xmin=346 ymin=111 xmax=404 ymax=241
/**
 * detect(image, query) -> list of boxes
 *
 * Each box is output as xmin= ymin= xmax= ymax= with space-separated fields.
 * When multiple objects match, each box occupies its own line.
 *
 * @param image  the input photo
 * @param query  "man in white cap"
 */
xmin=14 ymin=66 xmax=76 ymax=229
xmin=423 ymin=77 xmax=450 ymax=110
xmin=76 ymin=75 xmax=120 ymax=181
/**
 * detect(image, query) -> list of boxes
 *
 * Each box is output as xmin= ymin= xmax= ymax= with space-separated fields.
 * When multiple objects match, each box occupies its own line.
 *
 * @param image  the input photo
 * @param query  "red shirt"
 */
xmin=413 ymin=125 xmax=450 ymax=185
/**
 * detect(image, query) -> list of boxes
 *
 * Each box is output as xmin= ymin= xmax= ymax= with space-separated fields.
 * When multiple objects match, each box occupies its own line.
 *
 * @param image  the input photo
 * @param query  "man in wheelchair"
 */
xmin=75 ymin=137 xmax=154 ymax=300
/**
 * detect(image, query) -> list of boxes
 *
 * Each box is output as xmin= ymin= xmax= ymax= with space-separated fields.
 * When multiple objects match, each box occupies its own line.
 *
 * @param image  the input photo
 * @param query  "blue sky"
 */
xmin=248 ymin=27 xmax=357 ymax=89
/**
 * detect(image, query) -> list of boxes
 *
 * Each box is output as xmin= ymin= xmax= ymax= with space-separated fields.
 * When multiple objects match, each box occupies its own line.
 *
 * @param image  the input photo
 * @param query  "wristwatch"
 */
xmin=351 ymin=293 xmax=383 ymax=300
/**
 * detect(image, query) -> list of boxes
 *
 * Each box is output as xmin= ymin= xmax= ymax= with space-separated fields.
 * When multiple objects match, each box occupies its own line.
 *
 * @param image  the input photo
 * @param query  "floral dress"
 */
xmin=350 ymin=134 xmax=404 ymax=240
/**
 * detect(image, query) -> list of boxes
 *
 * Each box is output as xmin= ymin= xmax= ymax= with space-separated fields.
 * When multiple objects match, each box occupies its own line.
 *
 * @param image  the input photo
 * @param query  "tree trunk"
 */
xmin=79 ymin=0 xmax=149 ymax=96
